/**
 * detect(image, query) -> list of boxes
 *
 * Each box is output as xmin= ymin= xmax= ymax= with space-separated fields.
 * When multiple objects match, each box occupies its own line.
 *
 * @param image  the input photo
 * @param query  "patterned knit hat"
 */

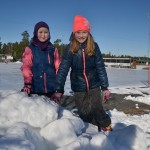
xmin=73 ymin=15 xmax=90 ymax=33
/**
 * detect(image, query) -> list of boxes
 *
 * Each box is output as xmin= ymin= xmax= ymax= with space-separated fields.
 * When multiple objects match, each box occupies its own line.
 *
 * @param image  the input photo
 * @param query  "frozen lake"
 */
xmin=0 ymin=62 xmax=148 ymax=91
xmin=106 ymin=67 xmax=148 ymax=87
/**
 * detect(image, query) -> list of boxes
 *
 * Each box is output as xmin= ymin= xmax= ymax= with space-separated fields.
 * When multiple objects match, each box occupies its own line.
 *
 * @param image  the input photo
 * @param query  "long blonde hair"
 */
xmin=69 ymin=33 xmax=95 ymax=56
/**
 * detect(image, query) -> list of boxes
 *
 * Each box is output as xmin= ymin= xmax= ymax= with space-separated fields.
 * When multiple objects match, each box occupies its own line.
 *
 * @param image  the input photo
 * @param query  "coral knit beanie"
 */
xmin=73 ymin=15 xmax=90 ymax=33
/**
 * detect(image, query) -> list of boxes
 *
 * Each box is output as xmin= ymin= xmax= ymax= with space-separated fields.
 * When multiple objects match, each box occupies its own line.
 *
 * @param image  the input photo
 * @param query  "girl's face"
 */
xmin=37 ymin=27 xmax=49 ymax=42
xmin=74 ymin=30 xmax=89 ymax=43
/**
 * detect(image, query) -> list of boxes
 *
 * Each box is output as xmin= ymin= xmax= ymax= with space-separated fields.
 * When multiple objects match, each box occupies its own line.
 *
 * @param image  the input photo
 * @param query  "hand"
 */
xmin=102 ymin=89 xmax=110 ymax=103
xmin=21 ymin=83 xmax=32 ymax=96
xmin=51 ymin=92 xmax=63 ymax=104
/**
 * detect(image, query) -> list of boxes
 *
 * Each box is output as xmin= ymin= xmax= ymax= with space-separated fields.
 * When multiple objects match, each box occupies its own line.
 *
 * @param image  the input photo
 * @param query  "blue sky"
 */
xmin=0 ymin=0 xmax=150 ymax=57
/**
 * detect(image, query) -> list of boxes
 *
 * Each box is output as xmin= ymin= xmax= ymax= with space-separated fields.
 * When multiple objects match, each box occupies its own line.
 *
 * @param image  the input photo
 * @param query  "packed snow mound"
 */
xmin=0 ymin=91 xmax=149 ymax=150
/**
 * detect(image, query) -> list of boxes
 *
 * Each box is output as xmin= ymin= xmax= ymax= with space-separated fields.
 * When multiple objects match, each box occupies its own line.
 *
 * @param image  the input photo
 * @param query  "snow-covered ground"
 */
xmin=0 ymin=62 xmax=149 ymax=150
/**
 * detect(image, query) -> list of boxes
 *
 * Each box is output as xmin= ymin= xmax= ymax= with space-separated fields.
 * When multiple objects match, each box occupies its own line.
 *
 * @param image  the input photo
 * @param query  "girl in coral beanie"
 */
xmin=52 ymin=15 xmax=112 ymax=132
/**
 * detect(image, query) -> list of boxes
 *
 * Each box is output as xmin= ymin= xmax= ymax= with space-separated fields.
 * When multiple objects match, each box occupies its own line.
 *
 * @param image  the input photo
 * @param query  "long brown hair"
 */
xmin=69 ymin=33 xmax=95 ymax=56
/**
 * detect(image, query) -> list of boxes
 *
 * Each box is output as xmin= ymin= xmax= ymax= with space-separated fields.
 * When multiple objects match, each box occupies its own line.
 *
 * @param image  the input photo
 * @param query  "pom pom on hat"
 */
xmin=73 ymin=15 xmax=90 ymax=33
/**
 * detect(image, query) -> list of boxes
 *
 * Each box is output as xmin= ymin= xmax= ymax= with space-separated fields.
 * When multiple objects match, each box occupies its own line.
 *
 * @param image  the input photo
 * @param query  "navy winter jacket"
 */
xmin=55 ymin=42 xmax=109 ymax=92
xmin=21 ymin=42 xmax=60 ymax=94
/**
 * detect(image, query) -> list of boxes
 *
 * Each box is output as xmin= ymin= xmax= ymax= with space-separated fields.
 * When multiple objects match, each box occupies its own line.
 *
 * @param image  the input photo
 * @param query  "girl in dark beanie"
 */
xmin=21 ymin=21 xmax=61 ymax=98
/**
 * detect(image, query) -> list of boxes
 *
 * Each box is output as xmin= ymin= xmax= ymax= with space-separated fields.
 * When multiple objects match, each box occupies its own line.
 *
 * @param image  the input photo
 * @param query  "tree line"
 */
xmin=0 ymin=31 xmax=67 ymax=61
xmin=0 ymin=31 xmax=149 ymax=62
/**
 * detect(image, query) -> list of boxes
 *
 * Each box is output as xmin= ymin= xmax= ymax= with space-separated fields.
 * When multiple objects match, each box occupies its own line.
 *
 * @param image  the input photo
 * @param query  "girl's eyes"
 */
xmin=39 ymin=31 xmax=48 ymax=34
xmin=76 ymin=31 xmax=88 ymax=34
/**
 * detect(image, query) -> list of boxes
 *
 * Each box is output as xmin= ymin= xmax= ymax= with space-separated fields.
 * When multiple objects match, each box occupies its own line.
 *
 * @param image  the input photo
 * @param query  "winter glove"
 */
xmin=51 ymin=92 xmax=63 ymax=104
xmin=21 ymin=83 xmax=33 ymax=96
xmin=102 ymin=89 xmax=110 ymax=103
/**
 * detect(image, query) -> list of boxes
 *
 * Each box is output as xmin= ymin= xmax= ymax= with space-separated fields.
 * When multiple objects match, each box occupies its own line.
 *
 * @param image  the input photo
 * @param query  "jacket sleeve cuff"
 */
xmin=24 ymin=83 xmax=32 ymax=86
xmin=55 ymin=89 xmax=64 ymax=94
xmin=101 ymin=86 xmax=108 ymax=91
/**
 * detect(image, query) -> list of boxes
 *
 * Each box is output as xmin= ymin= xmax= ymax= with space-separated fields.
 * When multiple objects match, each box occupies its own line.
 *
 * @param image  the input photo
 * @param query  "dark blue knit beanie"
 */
xmin=32 ymin=21 xmax=50 ymax=50
xmin=33 ymin=21 xmax=49 ymax=36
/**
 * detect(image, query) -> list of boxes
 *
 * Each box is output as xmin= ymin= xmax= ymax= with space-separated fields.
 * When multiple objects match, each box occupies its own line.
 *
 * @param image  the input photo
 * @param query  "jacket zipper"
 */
xmin=48 ymin=52 xmax=50 ymax=64
xmin=82 ymin=49 xmax=89 ymax=91
xmin=44 ymin=73 xmax=48 ymax=93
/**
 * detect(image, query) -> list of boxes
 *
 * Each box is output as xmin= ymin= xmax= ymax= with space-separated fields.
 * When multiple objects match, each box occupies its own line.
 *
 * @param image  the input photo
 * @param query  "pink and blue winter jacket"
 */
xmin=21 ymin=42 xmax=60 ymax=93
